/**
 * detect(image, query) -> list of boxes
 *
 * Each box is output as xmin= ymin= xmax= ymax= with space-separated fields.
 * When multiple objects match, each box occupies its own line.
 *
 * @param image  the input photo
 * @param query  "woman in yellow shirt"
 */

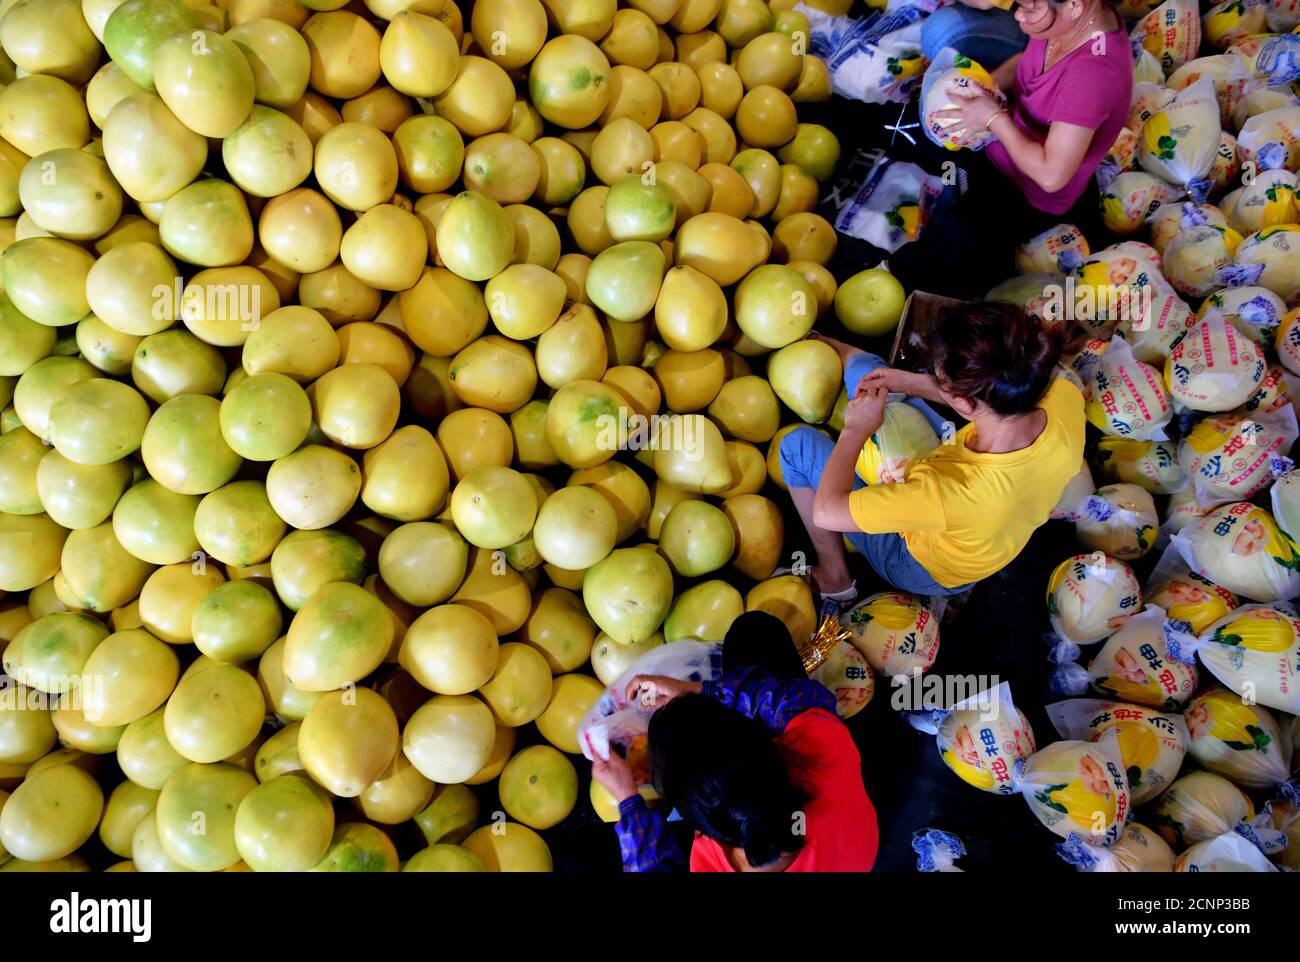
xmin=780 ymin=302 xmax=1085 ymax=603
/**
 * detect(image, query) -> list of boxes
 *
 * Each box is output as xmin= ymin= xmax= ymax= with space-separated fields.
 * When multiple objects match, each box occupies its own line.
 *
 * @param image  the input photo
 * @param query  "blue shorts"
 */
xmin=779 ymin=351 xmax=969 ymax=597
xmin=921 ymin=5 xmax=1028 ymax=71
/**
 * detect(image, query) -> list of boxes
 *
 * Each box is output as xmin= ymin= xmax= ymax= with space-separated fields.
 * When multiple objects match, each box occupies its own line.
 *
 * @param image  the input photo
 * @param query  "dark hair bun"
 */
xmin=929 ymin=301 xmax=1063 ymax=416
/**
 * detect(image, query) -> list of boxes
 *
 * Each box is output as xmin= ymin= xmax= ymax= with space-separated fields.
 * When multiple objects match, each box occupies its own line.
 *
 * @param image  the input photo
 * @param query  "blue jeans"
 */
xmin=921 ymin=4 xmax=1027 ymax=71
xmin=779 ymin=351 xmax=968 ymax=597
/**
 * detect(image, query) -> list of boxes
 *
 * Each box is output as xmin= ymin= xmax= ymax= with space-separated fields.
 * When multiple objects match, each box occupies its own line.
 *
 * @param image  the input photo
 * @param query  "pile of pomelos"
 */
xmin=0 ymin=0 xmax=883 ymax=873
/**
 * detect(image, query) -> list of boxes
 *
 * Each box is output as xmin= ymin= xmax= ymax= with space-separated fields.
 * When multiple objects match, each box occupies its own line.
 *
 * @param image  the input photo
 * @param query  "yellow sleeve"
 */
xmin=987 ymin=0 xmax=1015 ymax=9
xmin=848 ymin=472 xmax=948 ymax=535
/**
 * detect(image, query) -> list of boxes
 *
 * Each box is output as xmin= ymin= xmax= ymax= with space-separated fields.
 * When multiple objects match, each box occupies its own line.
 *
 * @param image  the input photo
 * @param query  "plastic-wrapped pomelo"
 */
xmin=855 ymin=402 xmax=940 ymax=485
xmin=163 ymin=663 xmax=263 ymax=763
xmin=233 ymin=773 xmax=334 ymax=873
xmin=922 ymin=54 xmax=1006 ymax=151
xmin=1174 ymin=831 xmax=1278 ymax=872
xmin=1081 ymin=607 xmax=1199 ymax=709
xmin=1179 ymin=412 xmax=1296 ymax=505
xmin=1145 ymin=561 xmax=1239 ymax=634
xmin=1047 ymin=699 xmax=1187 ymax=804
xmin=1084 ymin=342 xmax=1173 ymax=440
xmin=1094 ymin=437 xmax=1185 ymax=495
xmin=844 ymin=592 xmax=940 ymax=677
xmin=1051 ymin=462 xmax=1095 ymax=522
xmin=810 ymin=639 xmax=874 ymax=719
xmin=934 ymin=683 xmax=1036 ymax=795
xmin=1199 ymin=285 xmax=1287 ymax=345
xmin=1151 ymin=770 xmax=1253 ymax=847
xmin=1184 ymin=687 xmax=1290 ymax=789
xmin=1015 ymin=223 xmax=1089 ymax=274
xmin=269 ymin=528 xmax=365 ymax=613
xmin=1131 ymin=0 xmax=1201 ymax=75
xmin=1101 ymin=172 xmax=1179 ymax=234
xmin=402 ymin=694 xmax=496 ymax=784
xmin=283 ymin=582 xmax=393 ymax=692
xmin=462 ymin=821 xmax=552 ymax=872
xmin=219 ymin=374 xmax=311 ymax=462
xmin=1275 ymin=306 xmax=1300 ymax=375
xmin=0 ymin=764 xmax=102 ymax=864
xmin=1066 ymin=821 xmax=1176 ymax=872
xmin=583 ymin=547 xmax=673 ymax=643
xmin=1228 ymin=224 xmax=1300 ymax=302
xmin=1047 ymin=553 xmax=1142 ymax=644
xmin=265 ymin=445 xmax=362 ymax=530
xmin=79 ymin=629 xmax=179 ymax=728
xmin=1196 ymin=603 xmax=1300 ymax=714
xmin=194 ymin=481 xmax=285 ymax=567
xmin=1149 ymin=204 xmax=1227 ymax=254
xmin=1076 ymin=483 xmax=1159 ymax=561
xmin=1020 ymin=734 xmax=1131 ymax=845
xmin=3 ymin=612 xmax=107 ymax=694
xmin=1162 ymin=224 xmax=1242 ymax=297
xmin=298 ymin=687 xmax=399 ymax=798
xmin=192 ymin=580 xmax=282 ymax=664
xmin=1164 ymin=483 xmax=1211 ymax=536
xmin=1173 ymin=501 xmax=1300 ymax=603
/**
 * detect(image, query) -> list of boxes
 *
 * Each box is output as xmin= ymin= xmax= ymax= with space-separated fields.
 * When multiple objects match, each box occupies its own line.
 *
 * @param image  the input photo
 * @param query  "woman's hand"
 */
xmin=591 ymin=751 xmax=639 ymax=804
xmin=625 ymin=674 xmax=701 ymax=709
xmin=932 ymin=82 xmax=1002 ymax=145
xmin=842 ymin=385 xmax=888 ymax=438
xmin=857 ymin=366 xmax=913 ymax=396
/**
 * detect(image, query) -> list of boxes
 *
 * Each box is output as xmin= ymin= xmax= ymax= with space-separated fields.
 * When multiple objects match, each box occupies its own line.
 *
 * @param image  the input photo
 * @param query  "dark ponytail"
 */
xmin=926 ymin=301 xmax=1064 ymax=417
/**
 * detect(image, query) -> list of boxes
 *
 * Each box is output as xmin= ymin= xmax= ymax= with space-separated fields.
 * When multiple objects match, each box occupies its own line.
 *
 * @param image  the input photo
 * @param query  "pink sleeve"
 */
xmin=1047 ymin=57 xmax=1126 ymax=130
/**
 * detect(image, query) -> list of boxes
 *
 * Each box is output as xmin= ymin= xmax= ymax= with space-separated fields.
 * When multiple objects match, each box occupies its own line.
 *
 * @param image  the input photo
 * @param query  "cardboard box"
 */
xmin=888 ymin=290 xmax=968 ymax=372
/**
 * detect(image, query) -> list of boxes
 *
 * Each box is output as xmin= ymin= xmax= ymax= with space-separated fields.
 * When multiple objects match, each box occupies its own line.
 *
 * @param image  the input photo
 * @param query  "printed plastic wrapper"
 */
xmin=1152 ymin=770 xmax=1255 ymax=846
xmin=1184 ymin=687 xmax=1295 ymax=791
xmin=1117 ymin=290 xmax=1197 ymax=366
xmin=577 ymin=640 xmax=723 ymax=782
xmin=1134 ymin=48 xmax=1167 ymax=85
xmin=1149 ymin=203 xmax=1228 ymax=254
xmin=1053 ymin=605 xmax=1199 ymax=710
xmin=1275 ymin=306 xmax=1300 ymax=374
xmin=916 ymin=681 xmax=1036 ymax=795
xmin=1094 ymin=437 xmax=1188 ymax=495
xmin=1131 ymin=0 xmax=1203 ymax=77
xmin=1171 ymin=500 xmax=1300 ymax=602
xmin=1189 ymin=603 xmax=1300 ymax=713
xmin=835 ymin=158 xmax=943 ymax=253
xmin=1178 ymin=406 xmax=1300 ymax=506
xmin=920 ymin=48 xmax=1006 ymax=152
xmin=810 ymin=639 xmax=875 ymax=719
xmin=1101 ymin=172 xmax=1182 ymax=235
xmin=824 ymin=16 xmax=928 ymax=105
xmin=986 ymin=272 xmax=1057 ymax=315
xmin=1164 ymin=315 xmax=1267 ymax=412
xmin=1197 ymin=284 xmax=1287 ymax=343
xmin=1167 ymin=56 xmax=1263 ymax=128
xmin=1203 ymin=0 xmax=1268 ymax=50
xmin=1246 ymin=30 xmax=1300 ymax=84
xmin=844 ymin=591 xmax=940 ymax=677
xmin=1162 ymin=223 xmax=1244 ymax=297
xmin=1210 ymin=130 xmax=1241 ymax=193
xmin=1019 ymin=730 xmax=1131 ymax=845
xmin=1236 ymin=105 xmax=1300 ymax=170
xmin=1175 ymin=830 xmax=1280 ymax=871
xmin=1070 ymin=248 xmax=1169 ymax=335
xmin=1058 ymin=821 xmax=1177 ymax=872
xmin=1051 ymin=461 xmax=1097 ymax=522
xmin=1228 ymin=86 xmax=1297 ymax=133
xmin=1048 ymin=698 xmax=1188 ymax=804
xmin=1069 ymin=337 xmax=1112 ymax=394
xmin=1084 ymin=337 xmax=1174 ymax=440
xmin=1015 ymin=224 xmax=1089 ymax=275
xmin=1046 ymin=552 xmax=1143 ymax=645
xmin=1266 ymin=0 xmax=1300 ymax=36
xmin=1139 ymin=78 xmax=1224 ymax=197
xmin=1076 ymin=482 xmax=1160 ymax=561
xmin=855 ymin=401 xmax=940 ymax=483
xmin=1224 ymin=223 xmax=1300 ymax=303
xmin=1270 ymin=462 xmax=1300 ymax=538
xmin=1145 ymin=547 xmax=1240 ymax=634
xmin=1225 ymin=169 xmax=1298 ymax=237
xmin=1163 ymin=484 xmax=1213 ymax=538
xmin=1241 ymin=364 xmax=1297 ymax=417
xmin=912 ymin=828 xmax=965 ymax=872
xmin=1270 ymin=800 xmax=1300 ymax=869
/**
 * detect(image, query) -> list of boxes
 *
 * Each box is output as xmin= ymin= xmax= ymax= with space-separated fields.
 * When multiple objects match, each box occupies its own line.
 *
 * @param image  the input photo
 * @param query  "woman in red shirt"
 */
xmin=591 ymin=612 xmax=878 ymax=872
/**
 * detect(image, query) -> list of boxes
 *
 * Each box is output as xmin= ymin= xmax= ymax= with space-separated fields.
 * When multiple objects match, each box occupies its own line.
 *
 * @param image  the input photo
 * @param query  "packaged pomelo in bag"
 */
xmin=1167 ymin=56 xmax=1262 ymax=128
xmin=1266 ymin=0 xmax=1300 ymax=33
xmin=1164 ymin=484 xmax=1214 ymax=538
xmin=1209 ymin=130 xmax=1241 ymax=193
xmin=1046 ymin=552 xmax=1143 ymax=645
xmin=1048 ymin=698 xmax=1188 ymax=804
xmin=1058 ymin=821 xmax=1176 ymax=872
xmin=1236 ymin=106 xmax=1300 ymax=169
xmin=1152 ymin=770 xmax=1256 ymax=846
xmin=1177 ymin=407 xmax=1300 ymax=506
xmin=1140 ymin=78 xmax=1225 ymax=196
xmin=1150 ymin=203 xmax=1228 ymax=254
xmin=1051 ymin=461 xmax=1098 ymax=522
xmin=1163 ymin=223 xmax=1244 ymax=297
xmin=1018 ymin=730 xmax=1131 ymax=846
xmin=1223 ymin=224 xmax=1300 ymax=304
xmin=1184 ymin=687 xmax=1295 ymax=790
xmin=1101 ymin=172 xmax=1181 ymax=235
xmin=910 ymin=682 xmax=1036 ymax=795
xmin=1270 ymin=461 xmax=1300 ymax=537
xmin=920 ymin=48 xmax=1006 ymax=152
xmin=1117 ymin=290 xmax=1196 ymax=365
xmin=1183 ymin=602 xmax=1300 ymax=713
xmin=810 ymin=639 xmax=875 ymax=719
xmin=1274 ymin=306 xmax=1300 ymax=374
xmin=1269 ymin=800 xmax=1300 ymax=869
xmin=1131 ymin=0 xmax=1203 ymax=77
xmin=1015 ymin=224 xmax=1089 ymax=275
xmin=1052 ymin=605 xmax=1199 ymax=710
xmin=1076 ymin=482 xmax=1160 ymax=561
xmin=1172 ymin=501 xmax=1300 ymax=602
xmin=1241 ymin=364 xmax=1297 ymax=417
xmin=1225 ymin=168 xmax=1298 ymax=236
xmin=1196 ymin=285 xmax=1287 ymax=343
xmin=1071 ymin=249 xmax=1168 ymax=334
xmin=1105 ymin=126 xmax=1142 ymax=175
xmin=1085 ymin=337 xmax=1174 ymax=440
xmin=843 ymin=591 xmax=940 ymax=678
xmin=855 ymin=402 xmax=940 ymax=484
xmin=1164 ymin=315 xmax=1267 ymax=412
xmin=1203 ymin=0 xmax=1269 ymax=49
xmin=1067 ymin=336 xmax=1113 ymax=395
xmin=1129 ymin=81 xmax=1175 ymax=134
xmin=1145 ymin=547 xmax=1241 ymax=634
xmin=1094 ymin=437 xmax=1188 ymax=495
xmin=1174 ymin=830 xmax=1280 ymax=871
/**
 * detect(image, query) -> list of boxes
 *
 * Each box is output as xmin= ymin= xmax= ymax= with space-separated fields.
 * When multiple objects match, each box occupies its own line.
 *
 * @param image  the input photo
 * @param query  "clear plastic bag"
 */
xmin=1131 ymin=0 xmax=1203 ymax=78
xmin=1164 ymin=315 xmax=1267 ymax=413
xmin=920 ymin=47 xmax=1006 ymax=152
xmin=910 ymin=681 xmax=1036 ymax=796
xmin=912 ymin=828 xmax=966 ymax=871
xmin=1145 ymin=544 xmax=1241 ymax=634
xmin=824 ymin=15 xmax=928 ymax=105
xmin=1058 ymin=821 xmax=1176 ymax=871
xmin=1048 ymin=698 xmax=1188 ymax=804
xmin=1151 ymin=770 xmax=1256 ymax=846
xmin=843 ymin=590 xmax=940 ymax=677
xmin=1171 ymin=500 xmax=1300 ymax=602
xmin=1184 ymin=687 xmax=1295 ymax=791
xmin=834 ymin=158 xmax=944 ymax=253
xmin=1015 ymin=224 xmax=1089 ymax=275
xmin=1076 ymin=482 xmax=1161 ymax=561
xmin=1045 ymin=552 xmax=1143 ymax=645
xmin=1051 ymin=461 xmax=1098 ymax=522
xmin=1018 ymin=729 xmax=1132 ymax=845
xmin=1083 ymin=336 xmax=1175 ymax=441
xmin=1174 ymin=830 xmax=1280 ymax=871
xmin=1179 ymin=602 xmax=1300 ymax=714
xmin=854 ymin=400 xmax=940 ymax=483
xmin=1094 ymin=437 xmax=1188 ymax=495
xmin=1139 ymin=77 xmax=1224 ymax=199
xmin=1177 ymin=405 xmax=1300 ymax=507
xmin=1196 ymin=284 xmax=1287 ymax=343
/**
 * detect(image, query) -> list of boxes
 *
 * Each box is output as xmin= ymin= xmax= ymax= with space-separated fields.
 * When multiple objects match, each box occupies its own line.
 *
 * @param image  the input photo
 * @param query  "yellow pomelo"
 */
xmin=310 ymin=363 xmax=401 ymax=449
xmin=163 ymin=663 xmax=264 ymax=762
xmin=653 ymin=348 xmax=725 ymax=412
xmin=265 ymin=445 xmax=362 ymax=530
xmin=219 ymin=373 xmax=312 ymax=462
xmin=340 ymin=204 xmax=428 ymax=291
xmin=400 ymin=603 xmax=500 ymax=695
xmin=98 ymin=781 xmax=160 ymax=860
xmin=257 ymin=188 xmax=342 ymax=273
xmin=155 ymin=761 xmax=255 ymax=871
xmin=674 ymin=212 xmax=762 ymax=285
xmin=746 ymin=574 xmax=814 ymax=642
xmin=116 ymin=707 xmax=186 ymax=790
xmin=449 ymin=465 xmax=538 ymax=549
xmin=299 ymin=687 xmax=399 ymax=796
xmin=283 ymin=581 xmax=394 ymax=691
xmin=529 ymin=35 xmax=611 ymax=129
xmin=582 ymin=547 xmax=673 ymax=643
xmin=478 ymin=641 xmax=553 ymax=727
xmin=18 ymin=148 xmax=122 ymax=242
xmin=80 ymin=629 xmax=179 ymax=728
xmin=159 ymin=178 xmax=254 ymax=267
xmin=2 ymin=237 xmax=94 ymax=327
xmin=234 ymin=773 xmax=334 ymax=871
xmin=402 ymin=694 xmax=496 ymax=783
xmin=137 ymin=562 xmax=224 ymax=644
xmin=462 ymin=821 xmax=552 ymax=871
xmin=192 ymin=579 xmax=282 ymax=663
xmin=535 ymin=673 xmax=604 ymax=754
xmin=534 ymin=486 xmax=618 ymax=570
xmin=241 ymin=306 xmax=339 ymax=383
xmin=313 ymin=121 xmax=398 ymax=212
xmin=59 ymin=522 xmax=155 ymax=613
xmin=194 ymin=480 xmax=287 ymax=566
xmin=437 ymin=190 xmax=516 ymax=282
xmin=0 ymin=764 xmax=102 ymax=863
xmin=447 ymin=335 xmax=538 ymax=413
xmin=546 ymin=379 xmax=625 ymax=469
xmin=141 ymin=394 xmax=243 ymax=495
xmin=359 ymin=749 xmax=435 ymax=824
xmin=499 ymin=744 xmax=577 ymax=829
xmin=723 ymin=493 xmax=783 ymax=579
xmin=379 ymin=9 xmax=459 ymax=97
xmin=586 ymin=240 xmax=665 ymax=322
xmin=309 ymin=822 xmax=399 ymax=872
xmin=269 ymin=527 xmax=366 ymax=612
xmin=302 ymin=10 xmax=382 ymax=99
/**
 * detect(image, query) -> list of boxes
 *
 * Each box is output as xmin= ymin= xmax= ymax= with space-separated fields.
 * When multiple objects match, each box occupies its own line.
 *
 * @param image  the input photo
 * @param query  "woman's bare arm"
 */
xmin=990 ymin=52 xmax=1022 ymax=93
xmin=986 ymin=115 xmax=1094 ymax=194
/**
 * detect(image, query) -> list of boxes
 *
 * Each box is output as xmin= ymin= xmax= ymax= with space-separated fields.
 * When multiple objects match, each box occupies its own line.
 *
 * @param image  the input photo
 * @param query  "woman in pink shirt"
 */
xmin=889 ymin=0 xmax=1132 ymax=297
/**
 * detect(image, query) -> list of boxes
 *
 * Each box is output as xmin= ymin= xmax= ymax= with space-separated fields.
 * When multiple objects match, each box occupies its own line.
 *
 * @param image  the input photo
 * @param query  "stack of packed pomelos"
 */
xmin=0 ymin=0 xmax=898 ymax=873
